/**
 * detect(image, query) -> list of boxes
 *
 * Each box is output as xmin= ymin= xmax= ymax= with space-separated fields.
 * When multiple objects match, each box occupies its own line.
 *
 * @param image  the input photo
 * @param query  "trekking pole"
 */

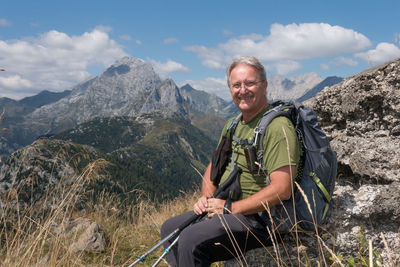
xmin=151 ymin=235 xmax=179 ymax=267
xmin=128 ymin=212 xmax=202 ymax=267
xmin=129 ymin=166 xmax=242 ymax=266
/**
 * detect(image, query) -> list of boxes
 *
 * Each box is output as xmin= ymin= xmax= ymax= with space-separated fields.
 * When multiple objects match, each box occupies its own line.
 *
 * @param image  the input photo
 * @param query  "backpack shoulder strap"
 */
xmin=255 ymin=102 xmax=295 ymax=172
xmin=226 ymin=113 xmax=241 ymax=138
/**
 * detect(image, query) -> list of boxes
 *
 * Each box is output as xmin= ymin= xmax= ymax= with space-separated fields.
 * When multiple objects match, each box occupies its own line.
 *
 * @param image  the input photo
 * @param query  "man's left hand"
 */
xmin=206 ymin=198 xmax=226 ymax=218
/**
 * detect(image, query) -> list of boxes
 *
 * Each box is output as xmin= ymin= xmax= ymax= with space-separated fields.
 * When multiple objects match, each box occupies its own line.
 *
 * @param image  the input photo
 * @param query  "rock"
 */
xmin=53 ymin=217 xmax=106 ymax=253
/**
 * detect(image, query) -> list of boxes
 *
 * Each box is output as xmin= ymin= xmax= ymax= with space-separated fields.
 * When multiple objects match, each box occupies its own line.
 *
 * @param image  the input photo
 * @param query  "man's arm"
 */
xmin=193 ymin=162 xmax=217 ymax=215
xmin=206 ymin=165 xmax=295 ymax=216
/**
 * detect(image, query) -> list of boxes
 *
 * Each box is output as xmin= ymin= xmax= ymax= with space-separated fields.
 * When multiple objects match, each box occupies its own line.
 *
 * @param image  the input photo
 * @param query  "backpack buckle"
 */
xmin=253 ymin=127 xmax=261 ymax=146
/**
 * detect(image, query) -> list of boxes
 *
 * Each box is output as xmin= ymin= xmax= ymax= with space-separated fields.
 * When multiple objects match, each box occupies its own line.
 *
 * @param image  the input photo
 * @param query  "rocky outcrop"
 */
xmin=306 ymin=58 xmax=400 ymax=264
xmin=52 ymin=217 xmax=106 ymax=253
xmin=226 ymin=58 xmax=400 ymax=266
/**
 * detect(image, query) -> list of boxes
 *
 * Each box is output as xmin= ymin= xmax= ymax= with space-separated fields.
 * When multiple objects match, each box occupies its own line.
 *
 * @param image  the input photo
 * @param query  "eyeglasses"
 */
xmin=230 ymin=80 xmax=264 ymax=90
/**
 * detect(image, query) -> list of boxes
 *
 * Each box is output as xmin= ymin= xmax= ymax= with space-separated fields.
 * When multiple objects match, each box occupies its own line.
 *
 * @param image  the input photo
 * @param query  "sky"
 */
xmin=0 ymin=0 xmax=399 ymax=100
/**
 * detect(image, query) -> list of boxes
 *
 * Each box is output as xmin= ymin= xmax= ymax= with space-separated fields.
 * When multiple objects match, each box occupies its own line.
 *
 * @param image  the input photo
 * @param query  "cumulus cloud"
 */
xmin=0 ymin=18 xmax=10 ymax=27
xmin=149 ymin=59 xmax=190 ymax=79
xmin=272 ymin=60 xmax=302 ymax=75
xmin=0 ymin=28 xmax=127 ymax=99
xmin=180 ymin=77 xmax=231 ymax=100
xmin=0 ymin=75 xmax=32 ymax=89
xmin=332 ymin=57 xmax=358 ymax=67
xmin=163 ymin=37 xmax=179 ymax=44
xmin=355 ymin=42 xmax=400 ymax=65
xmin=185 ymin=23 xmax=372 ymax=70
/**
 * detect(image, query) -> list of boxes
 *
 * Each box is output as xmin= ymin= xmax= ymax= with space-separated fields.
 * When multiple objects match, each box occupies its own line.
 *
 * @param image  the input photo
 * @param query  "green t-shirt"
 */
xmin=218 ymin=107 xmax=301 ymax=199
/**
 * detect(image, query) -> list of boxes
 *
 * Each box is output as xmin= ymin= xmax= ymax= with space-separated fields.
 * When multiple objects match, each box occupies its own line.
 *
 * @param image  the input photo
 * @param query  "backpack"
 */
xmin=256 ymin=101 xmax=337 ymax=230
xmin=211 ymin=101 xmax=337 ymax=231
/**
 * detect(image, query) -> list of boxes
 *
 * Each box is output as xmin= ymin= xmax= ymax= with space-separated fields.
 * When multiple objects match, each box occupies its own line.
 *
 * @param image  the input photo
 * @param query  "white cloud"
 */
xmin=0 ymin=75 xmax=32 ymax=89
xmin=163 ymin=37 xmax=179 ymax=44
xmin=272 ymin=60 xmax=302 ymax=75
xmin=320 ymin=63 xmax=329 ymax=71
xmin=185 ymin=23 xmax=371 ymax=70
xmin=135 ymin=40 xmax=142 ymax=45
xmin=184 ymin=46 xmax=227 ymax=69
xmin=223 ymin=30 xmax=233 ymax=36
xmin=0 ymin=28 xmax=127 ymax=99
xmin=355 ymin=42 xmax=400 ymax=65
xmin=149 ymin=59 xmax=190 ymax=79
xmin=180 ymin=77 xmax=231 ymax=100
xmin=394 ymin=33 xmax=400 ymax=45
xmin=94 ymin=25 xmax=113 ymax=33
xmin=332 ymin=57 xmax=358 ymax=67
xmin=0 ymin=18 xmax=10 ymax=27
xmin=120 ymin=34 xmax=132 ymax=41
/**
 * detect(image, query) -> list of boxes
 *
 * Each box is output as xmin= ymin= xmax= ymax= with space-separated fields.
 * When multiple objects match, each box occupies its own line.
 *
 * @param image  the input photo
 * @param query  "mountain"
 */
xmin=297 ymin=76 xmax=343 ymax=102
xmin=0 ymin=57 xmax=189 ymax=159
xmin=180 ymin=84 xmax=234 ymax=117
xmin=267 ymin=72 xmax=323 ymax=101
xmin=19 ymin=89 xmax=71 ymax=109
xmin=25 ymin=57 xmax=186 ymax=135
xmin=180 ymin=83 xmax=236 ymax=141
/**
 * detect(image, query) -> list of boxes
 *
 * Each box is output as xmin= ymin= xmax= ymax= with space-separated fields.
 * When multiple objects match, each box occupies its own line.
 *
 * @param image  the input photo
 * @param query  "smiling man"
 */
xmin=161 ymin=56 xmax=301 ymax=267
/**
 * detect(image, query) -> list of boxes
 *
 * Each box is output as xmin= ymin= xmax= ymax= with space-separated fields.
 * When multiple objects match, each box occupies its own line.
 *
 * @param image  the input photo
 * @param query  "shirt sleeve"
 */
xmin=262 ymin=116 xmax=301 ymax=174
xmin=216 ymin=117 xmax=235 ymax=147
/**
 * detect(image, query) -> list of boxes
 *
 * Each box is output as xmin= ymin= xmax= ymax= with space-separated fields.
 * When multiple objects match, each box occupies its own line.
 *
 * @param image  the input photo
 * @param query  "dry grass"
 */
xmin=0 ymin=157 xmax=397 ymax=266
xmin=0 ymin=155 xmax=201 ymax=266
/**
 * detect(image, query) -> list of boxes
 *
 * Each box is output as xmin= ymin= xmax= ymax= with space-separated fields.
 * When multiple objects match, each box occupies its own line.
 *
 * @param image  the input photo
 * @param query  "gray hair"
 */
xmin=226 ymin=56 xmax=267 ymax=86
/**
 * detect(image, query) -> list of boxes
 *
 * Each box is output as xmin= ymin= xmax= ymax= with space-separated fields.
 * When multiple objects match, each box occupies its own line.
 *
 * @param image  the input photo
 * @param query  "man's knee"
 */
xmin=160 ymin=218 xmax=171 ymax=239
xmin=177 ymin=226 xmax=197 ymax=252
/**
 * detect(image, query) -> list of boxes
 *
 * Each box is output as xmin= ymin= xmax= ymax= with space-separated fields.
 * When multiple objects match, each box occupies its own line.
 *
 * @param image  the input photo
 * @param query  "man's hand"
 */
xmin=194 ymin=196 xmax=208 ymax=215
xmin=205 ymin=198 xmax=226 ymax=218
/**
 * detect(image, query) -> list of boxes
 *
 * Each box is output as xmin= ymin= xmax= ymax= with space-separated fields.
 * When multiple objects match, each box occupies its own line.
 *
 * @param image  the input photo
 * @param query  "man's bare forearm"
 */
xmin=201 ymin=162 xmax=217 ymax=197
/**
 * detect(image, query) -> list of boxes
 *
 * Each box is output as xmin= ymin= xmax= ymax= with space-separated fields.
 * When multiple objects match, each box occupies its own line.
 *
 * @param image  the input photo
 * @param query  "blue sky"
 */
xmin=0 ymin=0 xmax=399 ymax=100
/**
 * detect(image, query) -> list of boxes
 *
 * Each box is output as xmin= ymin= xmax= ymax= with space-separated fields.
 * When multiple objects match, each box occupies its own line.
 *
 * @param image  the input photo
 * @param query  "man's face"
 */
xmin=229 ymin=64 xmax=267 ymax=117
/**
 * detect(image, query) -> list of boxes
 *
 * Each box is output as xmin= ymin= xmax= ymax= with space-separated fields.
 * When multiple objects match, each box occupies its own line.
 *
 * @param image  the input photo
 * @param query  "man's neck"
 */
xmin=241 ymin=103 xmax=268 ymax=123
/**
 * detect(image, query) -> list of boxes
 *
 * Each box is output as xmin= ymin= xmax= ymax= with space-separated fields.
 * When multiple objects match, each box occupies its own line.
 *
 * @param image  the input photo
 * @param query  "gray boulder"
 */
xmin=53 ymin=217 xmax=106 ymax=253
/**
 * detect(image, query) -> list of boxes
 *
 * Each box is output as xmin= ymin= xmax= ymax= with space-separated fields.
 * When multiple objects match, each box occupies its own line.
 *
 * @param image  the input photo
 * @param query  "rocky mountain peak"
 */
xmin=23 ymin=57 xmax=187 ymax=138
xmin=267 ymin=72 xmax=323 ymax=101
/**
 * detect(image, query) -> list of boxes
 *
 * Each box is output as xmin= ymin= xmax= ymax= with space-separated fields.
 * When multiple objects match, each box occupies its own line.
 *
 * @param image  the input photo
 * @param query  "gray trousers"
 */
xmin=160 ymin=211 xmax=280 ymax=267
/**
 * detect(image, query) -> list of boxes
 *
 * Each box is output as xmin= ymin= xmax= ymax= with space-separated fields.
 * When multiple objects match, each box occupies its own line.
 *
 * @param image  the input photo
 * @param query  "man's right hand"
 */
xmin=193 ymin=196 xmax=208 ymax=215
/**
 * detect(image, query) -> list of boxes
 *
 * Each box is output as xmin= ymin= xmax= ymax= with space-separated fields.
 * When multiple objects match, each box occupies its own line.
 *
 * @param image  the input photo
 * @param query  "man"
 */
xmin=161 ymin=56 xmax=301 ymax=266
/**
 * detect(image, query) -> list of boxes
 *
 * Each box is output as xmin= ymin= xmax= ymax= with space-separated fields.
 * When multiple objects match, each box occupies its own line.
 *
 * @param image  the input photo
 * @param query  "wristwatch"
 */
xmin=223 ymin=198 xmax=232 ymax=214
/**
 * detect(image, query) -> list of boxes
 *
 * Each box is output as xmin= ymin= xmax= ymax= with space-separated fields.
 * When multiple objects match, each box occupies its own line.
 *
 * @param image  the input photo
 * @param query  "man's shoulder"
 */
xmin=265 ymin=116 xmax=296 ymax=136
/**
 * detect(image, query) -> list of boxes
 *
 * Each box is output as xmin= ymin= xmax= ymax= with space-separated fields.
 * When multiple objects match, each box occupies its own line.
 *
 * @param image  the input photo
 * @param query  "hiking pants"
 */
xmin=160 ymin=211 xmax=275 ymax=267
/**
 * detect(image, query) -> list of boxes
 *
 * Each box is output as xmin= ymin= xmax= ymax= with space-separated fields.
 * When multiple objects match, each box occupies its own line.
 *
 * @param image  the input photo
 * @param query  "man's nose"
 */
xmin=238 ymin=84 xmax=248 ymax=94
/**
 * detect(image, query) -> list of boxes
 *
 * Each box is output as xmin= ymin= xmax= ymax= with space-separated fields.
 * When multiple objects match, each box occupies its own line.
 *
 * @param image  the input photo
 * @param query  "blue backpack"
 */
xmin=252 ymin=101 xmax=337 ymax=230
